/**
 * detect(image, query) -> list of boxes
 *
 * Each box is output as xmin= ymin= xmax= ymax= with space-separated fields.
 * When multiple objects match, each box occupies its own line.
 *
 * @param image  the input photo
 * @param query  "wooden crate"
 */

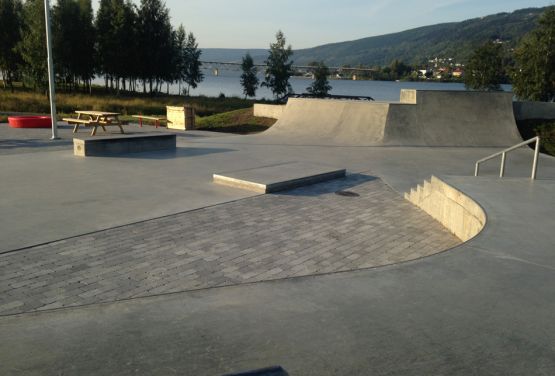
xmin=166 ymin=106 xmax=196 ymax=130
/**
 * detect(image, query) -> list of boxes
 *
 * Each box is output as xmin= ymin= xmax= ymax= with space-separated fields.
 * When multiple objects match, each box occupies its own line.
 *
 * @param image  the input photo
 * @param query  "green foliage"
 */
xmin=512 ymin=6 xmax=555 ymax=101
xmin=516 ymin=119 xmax=555 ymax=156
xmin=388 ymin=60 xmax=412 ymax=80
xmin=182 ymin=31 xmax=203 ymax=95
xmin=137 ymin=0 xmax=174 ymax=92
xmin=19 ymin=0 xmax=47 ymax=91
xmin=0 ymin=86 xmax=257 ymax=116
xmin=294 ymin=7 xmax=547 ymax=67
xmin=0 ymin=0 xmax=23 ymax=91
xmin=174 ymin=25 xmax=187 ymax=88
xmin=196 ymin=107 xmax=275 ymax=134
xmin=240 ymin=53 xmax=259 ymax=98
xmin=306 ymin=62 xmax=331 ymax=97
xmin=464 ymin=41 xmax=505 ymax=91
xmin=53 ymin=0 xmax=95 ymax=90
xmin=0 ymin=0 xmax=205 ymax=96
xmin=96 ymin=0 xmax=138 ymax=92
xmin=168 ymin=24 xmax=204 ymax=96
xmin=263 ymin=30 xmax=293 ymax=100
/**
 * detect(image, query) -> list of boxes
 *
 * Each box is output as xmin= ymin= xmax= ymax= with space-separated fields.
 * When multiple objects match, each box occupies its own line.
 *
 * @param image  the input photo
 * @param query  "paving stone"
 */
xmin=0 ymin=175 xmax=460 ymax=315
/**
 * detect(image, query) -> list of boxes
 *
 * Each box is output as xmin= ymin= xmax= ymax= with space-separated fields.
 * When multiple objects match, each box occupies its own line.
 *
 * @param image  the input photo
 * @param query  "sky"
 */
xmin=91 ymin=0 xmax=554 ymax=49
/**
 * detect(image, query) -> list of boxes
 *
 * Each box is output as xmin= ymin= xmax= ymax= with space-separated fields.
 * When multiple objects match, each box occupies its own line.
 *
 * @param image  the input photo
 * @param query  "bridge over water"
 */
xmin=200 ymin=60 xmax=378 ymax=79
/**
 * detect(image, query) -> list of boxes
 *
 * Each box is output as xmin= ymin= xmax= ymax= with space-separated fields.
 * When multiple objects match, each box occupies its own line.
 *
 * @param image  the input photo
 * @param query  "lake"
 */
xmin=94 ymin=69 xmax=512 ymax=101
xmin=184 ymin=68 xmax=512 ymax=101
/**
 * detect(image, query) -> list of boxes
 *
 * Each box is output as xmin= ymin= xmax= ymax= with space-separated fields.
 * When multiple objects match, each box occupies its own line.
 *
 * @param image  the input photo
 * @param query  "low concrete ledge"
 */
xmin=73 ymin=133 xmax=176 ymax=157
xmin=214 ymin=162 xmax=346 ymax=193
xmin=405 ymin=175 xmax=486 ymax=242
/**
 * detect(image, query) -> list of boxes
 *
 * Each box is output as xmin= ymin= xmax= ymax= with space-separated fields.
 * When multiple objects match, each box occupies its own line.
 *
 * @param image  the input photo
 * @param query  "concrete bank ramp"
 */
xmin=262 ymin=90 xmax=523 ymax=147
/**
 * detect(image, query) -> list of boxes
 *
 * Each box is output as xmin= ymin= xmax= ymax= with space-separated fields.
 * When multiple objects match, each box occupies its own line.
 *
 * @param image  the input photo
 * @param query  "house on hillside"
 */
xmin=452 ymin=68 xmax=464 ymax=78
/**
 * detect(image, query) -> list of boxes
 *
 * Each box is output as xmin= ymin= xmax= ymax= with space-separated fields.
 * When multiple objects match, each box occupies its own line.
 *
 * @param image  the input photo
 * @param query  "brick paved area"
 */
xmin=0 ymin=175 xmax=460 ymax=315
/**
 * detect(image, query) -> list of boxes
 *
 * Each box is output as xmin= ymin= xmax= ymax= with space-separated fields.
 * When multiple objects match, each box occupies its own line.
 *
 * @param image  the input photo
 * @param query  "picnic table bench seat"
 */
xmin=62 ymin=117 xmax=93 ymax=125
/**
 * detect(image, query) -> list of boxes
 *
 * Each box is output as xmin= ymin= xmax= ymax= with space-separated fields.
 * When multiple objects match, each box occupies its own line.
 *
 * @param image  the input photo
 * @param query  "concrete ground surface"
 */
xmin=1 ymin=109 xmax=555 ymax=375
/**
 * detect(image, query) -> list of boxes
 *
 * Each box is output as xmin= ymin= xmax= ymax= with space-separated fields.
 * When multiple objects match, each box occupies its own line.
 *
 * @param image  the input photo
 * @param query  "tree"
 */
xmin=240 ymin=53 xmax=259 ymax=98
xmin=263 ymin=30 xmax=293 ymax=100
xmin=306 ymin=62 xmax=331 ymax=97
xmin=389 ymin=59 xmax=411 ymax=80
xmin=464 ymin=41 xmax=504 ymax=91
xmin=97 ymin=0 xmax=140 ymax=93
xmin=94 ymin=0 xmax=114 ymax=89
xmin=52 ymin=0 xmax=95 ymax=92
xmin=75 ymin=0 xmax=95 ymax=91
xmin=173 ymin=24 xmax=187 ymax=94
xmin=0 ymin=0 xmax=23 ymax=91
xmin=108 ymin=0 xmax=138 ymax=92
xmin=137 ymin=0 xmax=173 ymax=94
xmin=19 ymin=0 xmax=48 ymax=91
xmin=182 ymin=31 xmax=203 ymax=95
xmin=512 ymin=6 xmax=555 ymax=102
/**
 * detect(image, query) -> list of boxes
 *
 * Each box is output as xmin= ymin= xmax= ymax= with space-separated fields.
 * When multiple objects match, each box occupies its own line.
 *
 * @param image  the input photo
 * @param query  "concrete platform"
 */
xmin=2 ymin=90 xmax=555 ymax=375
xmin=213 ymin=162 xmax=346 ymax=193
xmin=73 ymin=132 xmax=176 ymax=156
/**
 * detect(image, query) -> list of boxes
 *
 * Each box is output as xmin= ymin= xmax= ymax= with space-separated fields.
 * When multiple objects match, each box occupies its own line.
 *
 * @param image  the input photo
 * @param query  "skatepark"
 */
xmin=1 ymin=90 xmax=555 ymax=375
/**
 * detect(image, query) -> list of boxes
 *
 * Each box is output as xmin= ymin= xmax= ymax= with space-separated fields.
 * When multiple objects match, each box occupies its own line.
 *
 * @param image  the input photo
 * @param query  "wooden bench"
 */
xmin=132 ymin=115 xmax=170 ymax=128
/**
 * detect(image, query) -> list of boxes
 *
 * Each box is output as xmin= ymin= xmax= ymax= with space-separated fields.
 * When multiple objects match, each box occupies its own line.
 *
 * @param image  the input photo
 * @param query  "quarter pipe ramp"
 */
xmin=261 ymin=90 xmax=523 ymax=147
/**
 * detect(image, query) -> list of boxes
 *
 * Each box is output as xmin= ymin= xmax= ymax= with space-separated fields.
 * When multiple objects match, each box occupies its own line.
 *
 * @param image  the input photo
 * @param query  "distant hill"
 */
xmin=202 ymin=7 xmax=548 ymax=68
xmin=293 ymin=7 xmax=548 ymax=67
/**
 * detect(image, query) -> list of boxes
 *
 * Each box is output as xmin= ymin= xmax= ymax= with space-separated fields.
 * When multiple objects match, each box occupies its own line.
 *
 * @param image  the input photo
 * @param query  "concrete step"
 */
xmin=403 ymin=175 xmax=486 ymax=242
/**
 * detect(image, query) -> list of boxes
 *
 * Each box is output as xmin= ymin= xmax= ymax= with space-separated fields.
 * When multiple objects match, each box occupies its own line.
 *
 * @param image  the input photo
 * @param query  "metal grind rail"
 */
xmin=475 ymin=137 xmax=541 ymax=180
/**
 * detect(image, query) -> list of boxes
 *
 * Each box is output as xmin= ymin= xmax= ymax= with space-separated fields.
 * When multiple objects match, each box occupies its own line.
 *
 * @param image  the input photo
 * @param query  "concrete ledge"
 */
xmin=213 ymin=162 xmax=346 ymax=193
xmin=404 ymin=175 xmax=486 ymax=241
xmin=73 ymin=133 xmax=176 ymax=157
xmin=253 ymin=104 xmax=286 ymax=119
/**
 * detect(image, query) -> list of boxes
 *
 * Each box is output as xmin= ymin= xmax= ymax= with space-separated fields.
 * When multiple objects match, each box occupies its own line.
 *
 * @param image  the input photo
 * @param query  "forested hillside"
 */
xmin=292 ymin=7 xmax=547 ymax=66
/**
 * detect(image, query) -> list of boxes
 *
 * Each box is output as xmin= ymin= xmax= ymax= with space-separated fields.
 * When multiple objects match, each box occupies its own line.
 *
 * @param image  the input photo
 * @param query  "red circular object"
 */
xmin=8 ymin=116 xmax=52 ymax=128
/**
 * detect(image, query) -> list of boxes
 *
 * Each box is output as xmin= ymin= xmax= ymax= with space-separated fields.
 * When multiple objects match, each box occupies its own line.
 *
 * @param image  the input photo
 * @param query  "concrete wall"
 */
xmin=404 ymin=176 xmax=486 ymax=242
xmin=514 ymin=101 xmax=555 ymax=121
xmin=254 ymin=104 xmax=286 ymax=119
xmin=400 ymin=89 xmax=417 ymax=104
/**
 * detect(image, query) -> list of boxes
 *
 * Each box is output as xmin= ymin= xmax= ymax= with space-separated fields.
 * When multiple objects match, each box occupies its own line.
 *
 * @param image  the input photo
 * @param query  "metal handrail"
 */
xmin=475 ymin=137 xmax=541 ymax=180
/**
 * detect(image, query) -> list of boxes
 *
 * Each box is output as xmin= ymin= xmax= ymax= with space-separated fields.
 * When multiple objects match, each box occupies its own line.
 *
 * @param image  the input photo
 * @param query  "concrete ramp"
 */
xmin=267 ymin=99 xmax=389 ymax=145
xmin=262 ymin=90 xmax=523 ymax=147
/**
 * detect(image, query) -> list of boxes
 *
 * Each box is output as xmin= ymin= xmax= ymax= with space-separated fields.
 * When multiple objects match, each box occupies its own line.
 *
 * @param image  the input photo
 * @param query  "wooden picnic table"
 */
xmin=63 ymin=110 xmax=124 ymax=136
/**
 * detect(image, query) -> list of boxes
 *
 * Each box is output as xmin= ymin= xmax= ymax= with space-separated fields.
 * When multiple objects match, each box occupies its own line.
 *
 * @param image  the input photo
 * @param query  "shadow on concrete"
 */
xmin=94 ymin=146 xmax=237 ymax=160
xmin=275 ymin=173 xmax=378 ymax=197
xmin=175 ymin=132 xmax=233 ymax=138
xmin=222 ymin=366 xmax=289 ymax=376
xmin=0 ymin=138 xmax=72 ymax=150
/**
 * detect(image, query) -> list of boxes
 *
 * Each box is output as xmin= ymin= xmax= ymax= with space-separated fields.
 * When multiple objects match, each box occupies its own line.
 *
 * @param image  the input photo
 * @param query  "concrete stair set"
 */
xmin=404 ymin=176 xmax=486 ymax=242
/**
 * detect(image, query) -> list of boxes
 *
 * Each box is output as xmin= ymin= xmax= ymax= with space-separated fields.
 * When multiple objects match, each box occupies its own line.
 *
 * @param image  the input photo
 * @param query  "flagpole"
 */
xmin=44 ymin=0 xmax=58 ymax=140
